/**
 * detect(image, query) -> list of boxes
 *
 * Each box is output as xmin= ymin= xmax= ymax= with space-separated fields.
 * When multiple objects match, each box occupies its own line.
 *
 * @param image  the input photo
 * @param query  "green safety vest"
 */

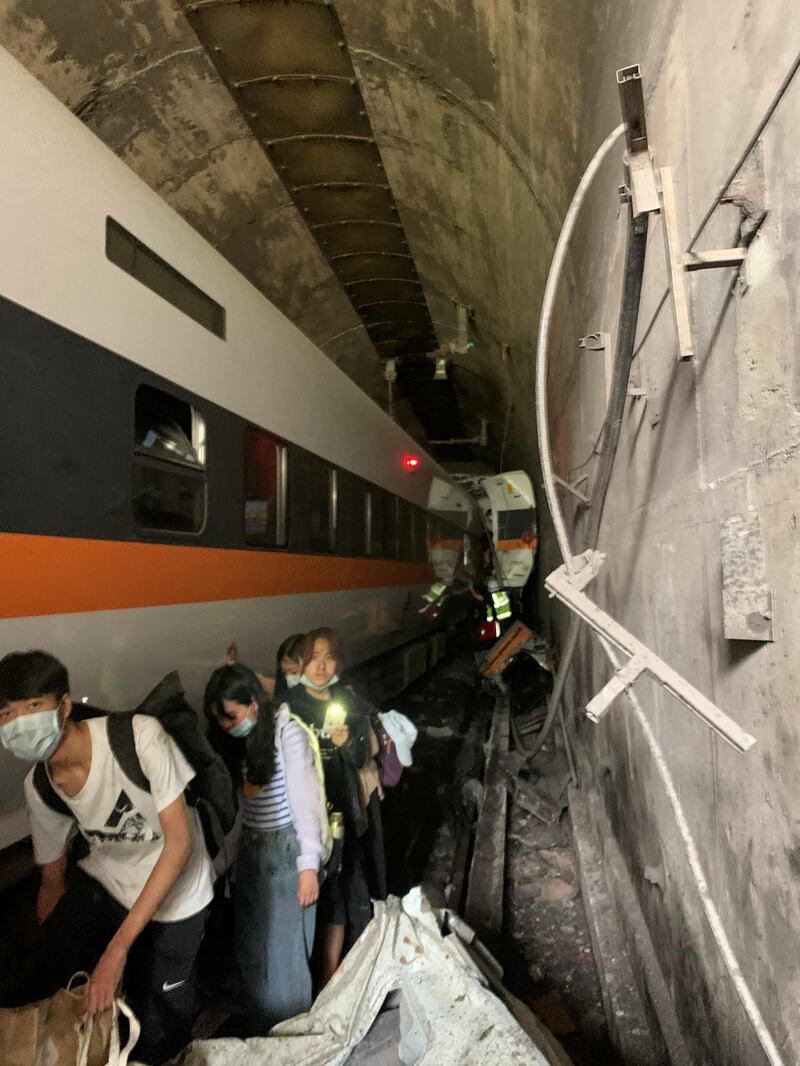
xmin=491 ymin=590 xmax=512 ymax=620
xmin=422 ymin=581 xmax=447 ymax=604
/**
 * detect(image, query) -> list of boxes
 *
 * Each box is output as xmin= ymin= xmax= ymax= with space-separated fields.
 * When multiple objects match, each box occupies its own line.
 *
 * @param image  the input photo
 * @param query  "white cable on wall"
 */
xmin=535 ymin=122 xmax=626 ymax=576
xmin=534 ymin=127 xmax=786 ymax=1065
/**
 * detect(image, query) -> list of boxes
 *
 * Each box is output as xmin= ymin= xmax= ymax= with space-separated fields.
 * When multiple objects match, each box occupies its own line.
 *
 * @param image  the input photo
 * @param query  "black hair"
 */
xmin=203 ymin=664 xmax=276 ymax=787
xmin=273 ymin=633 xmax=304 ymax=700
xmin=0 ymin=651 xmax=69 ymax=708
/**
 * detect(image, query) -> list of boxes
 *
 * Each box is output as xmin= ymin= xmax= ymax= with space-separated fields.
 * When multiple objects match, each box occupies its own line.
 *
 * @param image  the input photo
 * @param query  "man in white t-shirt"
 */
xmin=0 ymin=651 xmax=215 ymax=1065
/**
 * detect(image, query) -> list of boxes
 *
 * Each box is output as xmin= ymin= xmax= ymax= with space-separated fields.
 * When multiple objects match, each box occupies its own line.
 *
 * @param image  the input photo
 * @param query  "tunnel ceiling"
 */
xmin=0 ymin=0 xmax=592 ymax=470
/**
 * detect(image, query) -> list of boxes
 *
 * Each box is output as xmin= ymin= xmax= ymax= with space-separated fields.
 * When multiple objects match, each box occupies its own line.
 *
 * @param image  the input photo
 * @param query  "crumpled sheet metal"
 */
xmin=176 ymin=888 xmax=570 ymax=1066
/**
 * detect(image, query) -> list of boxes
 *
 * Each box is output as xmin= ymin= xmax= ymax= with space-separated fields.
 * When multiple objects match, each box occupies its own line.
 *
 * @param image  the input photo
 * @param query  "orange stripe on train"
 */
xmin=0 ymin=533 xmax=432 ymax=619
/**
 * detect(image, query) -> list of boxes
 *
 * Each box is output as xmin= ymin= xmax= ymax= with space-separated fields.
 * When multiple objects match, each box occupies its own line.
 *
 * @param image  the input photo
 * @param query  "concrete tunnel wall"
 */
xmin=545 ymin=3 xmax=800 ymax=1063
xmin=1 ymin=0 xmax=800 ymax=1060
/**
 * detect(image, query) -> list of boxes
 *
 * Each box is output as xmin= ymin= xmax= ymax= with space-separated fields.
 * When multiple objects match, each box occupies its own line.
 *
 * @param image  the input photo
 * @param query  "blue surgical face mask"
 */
xmin=285 ymin=673 xmax=302 ymax=689
xmin=0 ymin=706 xmax=64 ymax=762
xmin=300 ymin=673 xmax=339 ymax=693
xmin=228 ymin=716 xmax=254 ymax=739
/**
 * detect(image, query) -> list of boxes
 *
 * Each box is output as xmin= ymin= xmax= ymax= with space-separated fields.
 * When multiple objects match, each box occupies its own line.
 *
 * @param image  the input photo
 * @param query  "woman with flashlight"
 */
xmin=288 ymin=628 xmax=375 ymax=985
xmin=203 ymin=663 xmax=329 ymax=1033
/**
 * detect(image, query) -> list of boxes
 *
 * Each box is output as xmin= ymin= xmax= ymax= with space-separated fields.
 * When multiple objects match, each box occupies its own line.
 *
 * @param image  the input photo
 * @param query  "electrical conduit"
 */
xmin=533 ymin=127 xmax=785 ymax=1065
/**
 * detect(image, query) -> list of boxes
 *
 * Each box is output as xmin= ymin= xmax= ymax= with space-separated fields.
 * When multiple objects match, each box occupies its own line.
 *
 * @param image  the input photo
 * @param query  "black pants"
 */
xmin=35 ymin=867 xmax=207 ymax=1065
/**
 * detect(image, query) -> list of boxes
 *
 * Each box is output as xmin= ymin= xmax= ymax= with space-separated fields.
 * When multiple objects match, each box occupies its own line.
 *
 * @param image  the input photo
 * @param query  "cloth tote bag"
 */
xmin=0 ymin=972 xmax=140 ymax=1066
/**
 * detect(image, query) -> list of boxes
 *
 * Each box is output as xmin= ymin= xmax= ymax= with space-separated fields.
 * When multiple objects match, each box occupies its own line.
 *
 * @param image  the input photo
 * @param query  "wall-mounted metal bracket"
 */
xmin=616 ymin=65 xmax=660 ymax=217
xmin=579 ymin=331 xmax=613 ymax=403
xmin=552 ymin=474 xmax=591 ymax=506
xmin=660 ymin=168 xmax=749 ymax=362
xmin=578 ymin=332 xmax=610 ymax=351
xmin=683 ymin=248 xmax=747 ymax=271
xmin=545 ymin=551 xmax=756 ymax=754
xmin=626 ymin=149 xmax=660 ymax=217
xmin=659 ymin=167 xmax=695 ymax=362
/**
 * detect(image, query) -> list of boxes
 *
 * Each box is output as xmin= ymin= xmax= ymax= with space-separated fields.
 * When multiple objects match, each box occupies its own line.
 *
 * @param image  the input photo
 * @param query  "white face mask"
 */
xmin=228 ymin=716 xmax=254 ymax=739
xmin=0 ymin=707 xmax=64 ymax=762
xmin=285 ymin=673 xmax=302 ymax=689
xmin=300 ymin=673 xmax=339 ymax=693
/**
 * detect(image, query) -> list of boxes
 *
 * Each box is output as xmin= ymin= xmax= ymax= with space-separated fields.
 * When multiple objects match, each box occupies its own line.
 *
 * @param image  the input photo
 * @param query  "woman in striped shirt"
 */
xmin=204 ymin=663 xmax=330 ymax=1034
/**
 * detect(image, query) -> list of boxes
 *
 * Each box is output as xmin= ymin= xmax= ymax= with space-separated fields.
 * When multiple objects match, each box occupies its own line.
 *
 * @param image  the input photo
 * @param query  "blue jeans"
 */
xmin=234 ymin=825 xmax=316 ymax=1034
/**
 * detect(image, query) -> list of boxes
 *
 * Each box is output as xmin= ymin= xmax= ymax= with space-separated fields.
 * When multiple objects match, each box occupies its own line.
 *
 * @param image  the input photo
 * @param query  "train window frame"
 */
xmin=299 ymin=453 xmax=335 ymax=554
xmin=334 ymin=468 xmax=369 ymax=557
xmin=131 ymin=383 xmax=207 ymax=536
xmin=365 ymin=490 xmax=373 ymax=556
xmin=382 ymin=492 xmax=398 ymax=559
xmin=106 ymin=217 xmax=226 ymax=340
xmin=397 ymin=497 xmax=414 ymax=561
xmin=243 ymin=424 xmax=288 ymax=550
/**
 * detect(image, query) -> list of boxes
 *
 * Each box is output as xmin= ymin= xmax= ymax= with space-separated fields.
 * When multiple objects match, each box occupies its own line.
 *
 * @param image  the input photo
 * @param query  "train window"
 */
xmin=397 ymin=498 xmax=414 ymax=561
xmin=106 ymin=217 xmax=225 ymax=339
xmin=308 ymin=456 xmax=335 ymax=552
xmin=336 ymin=469 xmax=368 ymax=556
xmin=367 ymin=489 xmax=381 ymax=556
xmin=132 ymin=384 xmax=206 ymax=533
xmin=382 ymin=493 xmax=398 ymax=559
xmin=413 ymin=507 xmax=428 ymax=562
xmin=244 ymin=426 xmax=287 ymax=548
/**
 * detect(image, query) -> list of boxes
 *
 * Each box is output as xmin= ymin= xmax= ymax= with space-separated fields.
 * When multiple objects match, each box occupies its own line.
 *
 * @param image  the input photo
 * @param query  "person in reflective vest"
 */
xmin=419 ymin=581 xmax=447 ymax=619
xmin=491 ymin=589 xmax=512 ymax=621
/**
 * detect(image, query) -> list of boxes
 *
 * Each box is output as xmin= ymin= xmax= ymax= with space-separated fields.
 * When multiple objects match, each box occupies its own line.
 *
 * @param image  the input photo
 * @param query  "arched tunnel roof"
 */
xmin=0 ymin=0 xmax=592 ymax=469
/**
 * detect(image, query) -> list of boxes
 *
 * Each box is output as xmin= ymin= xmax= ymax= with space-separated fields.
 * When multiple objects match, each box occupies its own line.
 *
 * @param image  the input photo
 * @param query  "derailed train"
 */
xmin=0 ymin=47 xmax=473 ymax=849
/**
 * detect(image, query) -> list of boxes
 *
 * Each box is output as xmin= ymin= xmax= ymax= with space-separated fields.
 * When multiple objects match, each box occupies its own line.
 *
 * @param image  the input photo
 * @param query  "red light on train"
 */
xmin=402 ymin=454 xmax=421 ymax=470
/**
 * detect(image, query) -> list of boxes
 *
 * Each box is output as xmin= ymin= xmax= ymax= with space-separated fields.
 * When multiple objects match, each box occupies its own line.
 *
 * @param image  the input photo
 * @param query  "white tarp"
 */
xmin=176 ymin=888 xmax=571 ymax=1066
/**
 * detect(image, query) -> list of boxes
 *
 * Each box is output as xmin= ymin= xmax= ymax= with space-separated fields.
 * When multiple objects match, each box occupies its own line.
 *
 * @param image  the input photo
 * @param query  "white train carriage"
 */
xmin=0 ymin=47 xmax=470 ymax=849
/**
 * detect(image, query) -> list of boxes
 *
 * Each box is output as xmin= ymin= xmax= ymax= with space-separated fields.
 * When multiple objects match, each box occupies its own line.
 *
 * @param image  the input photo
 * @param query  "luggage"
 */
xmin=0 ymin=973 xmax=139 ymax=1066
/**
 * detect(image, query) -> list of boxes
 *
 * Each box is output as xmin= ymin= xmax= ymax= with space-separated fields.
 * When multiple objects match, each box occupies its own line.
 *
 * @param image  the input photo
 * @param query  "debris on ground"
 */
xmin=176 ymin=889 xmax=572 ymax=1066
xmin=503 ymin=801 xmax=619 ymax=1065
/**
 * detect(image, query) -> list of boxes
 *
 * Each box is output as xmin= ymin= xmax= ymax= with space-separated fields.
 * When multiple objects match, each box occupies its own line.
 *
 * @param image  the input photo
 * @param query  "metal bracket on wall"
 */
xmin=552 ymin=473 xmax=591 ymax=506
xmin=616 ymin=65 xmax=748 ymax=364
xmin=579 ymin=331 xmax=613 ymax=403
xmin=545 ymin=550 xmax=757 ymax=754
xmin=660 ymin=167 xmax=749 ymax=363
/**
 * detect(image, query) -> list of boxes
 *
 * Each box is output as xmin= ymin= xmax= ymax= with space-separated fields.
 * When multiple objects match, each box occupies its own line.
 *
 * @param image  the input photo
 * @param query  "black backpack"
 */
xmin=32 ymin=671 xmax=236 ymax=861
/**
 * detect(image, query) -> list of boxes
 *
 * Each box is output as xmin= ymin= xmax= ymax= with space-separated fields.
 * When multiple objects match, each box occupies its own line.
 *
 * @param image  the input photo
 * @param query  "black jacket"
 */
xmin=288 ymin=683 xmax=372 ymax=837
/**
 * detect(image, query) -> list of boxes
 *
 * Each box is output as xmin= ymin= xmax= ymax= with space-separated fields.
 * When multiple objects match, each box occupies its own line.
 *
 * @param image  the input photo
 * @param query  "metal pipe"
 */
xmin=533 ymin=114 xmax=785 ymax=1066
xmin=535 ymin=123 xmax=626 ymax=576
xmin=527 ymin=124 xmax=626 ymax=762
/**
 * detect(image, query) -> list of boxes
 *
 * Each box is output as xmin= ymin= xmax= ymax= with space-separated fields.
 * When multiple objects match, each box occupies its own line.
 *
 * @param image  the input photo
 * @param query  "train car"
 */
xmin=0 ymin=47 xmax=471 ymax=850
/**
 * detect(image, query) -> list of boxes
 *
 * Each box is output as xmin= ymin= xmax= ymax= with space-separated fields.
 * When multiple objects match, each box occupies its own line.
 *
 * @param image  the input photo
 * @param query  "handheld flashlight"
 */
xmin=323 ymin=702 xmax=347 ymax=733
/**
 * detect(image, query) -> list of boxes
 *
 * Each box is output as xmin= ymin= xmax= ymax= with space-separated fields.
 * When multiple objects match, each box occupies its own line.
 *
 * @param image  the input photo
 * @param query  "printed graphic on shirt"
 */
xmin=82 ymin=788 xmax=160 ymax=845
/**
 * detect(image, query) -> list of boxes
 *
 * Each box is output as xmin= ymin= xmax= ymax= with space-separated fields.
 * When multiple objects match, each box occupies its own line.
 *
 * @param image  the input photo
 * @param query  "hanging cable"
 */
xmin=532 ymin=101 xmax=788 ymax=1066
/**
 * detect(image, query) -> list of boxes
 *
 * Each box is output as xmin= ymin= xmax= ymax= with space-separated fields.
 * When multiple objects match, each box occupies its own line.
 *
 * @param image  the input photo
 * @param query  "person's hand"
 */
xmin=256 ymin=671 xmax=275 ymax=696
xmin=87 ymin=942 xmax=127 ymax=1014
xmin=35 ymin=877 xmax=65 ymax=925
xmin=297 ymin=869 xmax=319 ymax=908
xmin=328 ymin=722 xmax=350 ymax=748
xmin=225 ymin=642 xmax=238 ymax=665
